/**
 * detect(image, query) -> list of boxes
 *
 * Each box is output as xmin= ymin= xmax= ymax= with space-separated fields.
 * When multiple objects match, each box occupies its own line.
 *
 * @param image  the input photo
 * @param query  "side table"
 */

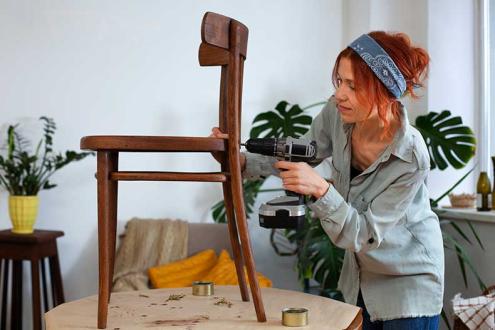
xmin=0 ymin=229 xmax=65 ymax=330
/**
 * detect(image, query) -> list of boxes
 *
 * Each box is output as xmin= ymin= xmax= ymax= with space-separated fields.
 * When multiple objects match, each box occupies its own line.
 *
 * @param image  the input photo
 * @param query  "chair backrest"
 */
xmin=198 ymin=12 xmax=248 ymax=156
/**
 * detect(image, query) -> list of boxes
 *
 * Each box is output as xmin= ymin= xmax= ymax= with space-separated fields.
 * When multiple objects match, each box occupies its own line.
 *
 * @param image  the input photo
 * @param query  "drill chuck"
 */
xmin=244 ymin=138 xmax=278 ymax=157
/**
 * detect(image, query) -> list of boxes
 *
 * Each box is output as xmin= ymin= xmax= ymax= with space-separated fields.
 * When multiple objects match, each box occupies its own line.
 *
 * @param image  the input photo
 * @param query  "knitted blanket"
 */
xmin=112 ymin=217 xmax=188 ymax=292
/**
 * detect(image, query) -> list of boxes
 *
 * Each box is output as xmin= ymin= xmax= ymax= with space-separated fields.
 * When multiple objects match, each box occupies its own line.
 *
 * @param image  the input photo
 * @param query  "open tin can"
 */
xmin=192 ymin=281 xmax=214 ymax=296
xmin=282 ymin=307 xmax=308 ymax=327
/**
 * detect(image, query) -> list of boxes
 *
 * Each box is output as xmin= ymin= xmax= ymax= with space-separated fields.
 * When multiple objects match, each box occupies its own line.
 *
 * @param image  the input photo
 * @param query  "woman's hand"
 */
xmin=274 ymin=161 xmax=330 ymax=199
xmin=209 ymin=127 xmax=228 ymax=164
xmin=209 ymin=127 xmax=246 ymax=171
xmin=210 ymin=127 xmax=229 ymax=140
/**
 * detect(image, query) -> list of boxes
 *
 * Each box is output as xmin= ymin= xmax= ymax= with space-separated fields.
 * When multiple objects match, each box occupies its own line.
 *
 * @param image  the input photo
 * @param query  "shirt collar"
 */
xmin=390 ymin=102 xmax=414 ymax=163
xmin=342 ymin=101 xmax=414 ymax=164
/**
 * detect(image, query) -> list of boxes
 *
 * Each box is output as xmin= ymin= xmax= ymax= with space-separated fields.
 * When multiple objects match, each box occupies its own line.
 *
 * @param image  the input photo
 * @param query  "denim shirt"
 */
xmin=243 ymin=96 xmax=444 ymax=321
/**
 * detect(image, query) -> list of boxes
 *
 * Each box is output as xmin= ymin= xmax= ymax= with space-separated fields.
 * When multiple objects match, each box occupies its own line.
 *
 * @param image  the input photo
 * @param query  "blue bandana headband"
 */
xmin=348 ymin=34 xmax=406 ymax=99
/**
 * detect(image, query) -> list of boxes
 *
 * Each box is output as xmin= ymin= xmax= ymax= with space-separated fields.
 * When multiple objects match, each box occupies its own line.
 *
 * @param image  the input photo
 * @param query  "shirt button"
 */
xmin=368 ymin=238 xmax=375 ymax=244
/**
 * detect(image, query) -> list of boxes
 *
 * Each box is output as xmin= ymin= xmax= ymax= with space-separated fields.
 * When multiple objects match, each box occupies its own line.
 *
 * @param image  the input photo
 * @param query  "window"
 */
xmin=480 ymin=0 xmax=492 ymax=172
xmin=490 ymin=0 xmax=495 ymax=158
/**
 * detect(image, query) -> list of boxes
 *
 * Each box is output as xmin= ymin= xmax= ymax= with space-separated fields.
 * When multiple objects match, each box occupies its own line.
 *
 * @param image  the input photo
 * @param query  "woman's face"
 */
xmin=334 ymin=57 xmax=374 ymax=124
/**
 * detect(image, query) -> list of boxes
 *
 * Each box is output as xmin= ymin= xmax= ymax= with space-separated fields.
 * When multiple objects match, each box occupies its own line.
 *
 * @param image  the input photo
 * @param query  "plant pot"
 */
xmin=9 ymin=195 xmax=39 ymax=234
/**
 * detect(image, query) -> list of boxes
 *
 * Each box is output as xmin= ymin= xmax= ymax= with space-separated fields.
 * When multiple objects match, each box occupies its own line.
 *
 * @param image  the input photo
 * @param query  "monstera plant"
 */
xmin=211 ymin=100 xmax=484 ymax=327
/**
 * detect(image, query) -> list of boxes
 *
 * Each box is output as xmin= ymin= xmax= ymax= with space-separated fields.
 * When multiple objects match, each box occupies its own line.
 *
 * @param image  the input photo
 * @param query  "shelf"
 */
xmin=433 ymin=207 xmax=495 ymax=224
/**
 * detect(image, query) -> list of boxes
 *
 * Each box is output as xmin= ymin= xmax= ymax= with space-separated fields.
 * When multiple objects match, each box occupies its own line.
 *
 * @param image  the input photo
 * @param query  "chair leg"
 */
xmin=228 ymin=156 xmax=266 ymax=322
xmin=108 ymin=158 xmax=119 ymax=296
xmin=97 ymin=151 xmax=119 ymax=329
xmin=222 ymin=181 xmax=249 ymax=301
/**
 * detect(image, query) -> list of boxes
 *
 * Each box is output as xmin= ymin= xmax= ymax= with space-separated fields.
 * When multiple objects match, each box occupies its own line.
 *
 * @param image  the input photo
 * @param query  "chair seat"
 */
xmin=80 ymin=135 xmax=227 ymax=152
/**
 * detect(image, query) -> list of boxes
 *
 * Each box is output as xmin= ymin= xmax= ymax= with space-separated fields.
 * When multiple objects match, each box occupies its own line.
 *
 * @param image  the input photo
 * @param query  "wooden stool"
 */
xmin=0 ymin=229 xmax=65 ymax=330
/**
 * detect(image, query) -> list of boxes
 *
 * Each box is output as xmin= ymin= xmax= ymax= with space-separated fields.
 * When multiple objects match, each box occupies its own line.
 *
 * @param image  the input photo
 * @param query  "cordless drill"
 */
xmin=242 ymin=137 xmax=317 ymax=230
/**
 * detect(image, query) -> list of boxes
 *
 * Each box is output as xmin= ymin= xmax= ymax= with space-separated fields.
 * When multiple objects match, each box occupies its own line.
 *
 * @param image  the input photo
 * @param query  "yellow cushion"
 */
xmin=202 ymin=250 xmax=272 ymax=287
xmin=149 ymin=249 xmax=218 ymax=288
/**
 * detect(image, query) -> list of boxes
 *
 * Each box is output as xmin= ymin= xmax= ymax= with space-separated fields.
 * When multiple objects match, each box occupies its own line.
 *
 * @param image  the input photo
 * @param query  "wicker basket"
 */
xmin=448 ymin=193 xmax=476 ymax=208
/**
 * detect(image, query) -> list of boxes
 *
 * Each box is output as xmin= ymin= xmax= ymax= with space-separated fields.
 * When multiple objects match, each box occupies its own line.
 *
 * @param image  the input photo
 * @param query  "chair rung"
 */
xmin=110 ymin=171 xmax=228 ymax=182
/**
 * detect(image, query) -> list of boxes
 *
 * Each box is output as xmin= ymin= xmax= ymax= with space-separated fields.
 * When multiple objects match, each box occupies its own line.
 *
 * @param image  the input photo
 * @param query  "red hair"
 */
xmin=332 ymin=31 xmax=430 ymax=139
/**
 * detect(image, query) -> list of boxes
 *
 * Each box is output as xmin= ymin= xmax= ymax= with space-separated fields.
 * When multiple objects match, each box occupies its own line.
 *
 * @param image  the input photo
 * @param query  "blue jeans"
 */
xmin=357 ymin=291 xmax=440 ymax=330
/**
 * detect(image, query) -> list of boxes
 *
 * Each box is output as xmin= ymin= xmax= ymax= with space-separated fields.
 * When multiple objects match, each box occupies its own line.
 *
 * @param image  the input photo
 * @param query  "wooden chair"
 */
xmin=80 ymin=12 xmax=266 ymax=329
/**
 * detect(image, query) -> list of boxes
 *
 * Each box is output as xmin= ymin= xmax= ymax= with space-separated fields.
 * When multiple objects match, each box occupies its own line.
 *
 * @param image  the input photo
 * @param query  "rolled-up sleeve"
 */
xmin=242 ymin=152 xmax=279 ymax=180
xmin=308 ymin=168 xmax=428 ymax=253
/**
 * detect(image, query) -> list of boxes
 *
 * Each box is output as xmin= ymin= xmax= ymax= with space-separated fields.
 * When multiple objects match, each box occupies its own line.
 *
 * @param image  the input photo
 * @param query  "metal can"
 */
xmin=282 ymin=307 xmax=308 ymax=327
xmin=192 ymin=281 xmax=214 ymax=296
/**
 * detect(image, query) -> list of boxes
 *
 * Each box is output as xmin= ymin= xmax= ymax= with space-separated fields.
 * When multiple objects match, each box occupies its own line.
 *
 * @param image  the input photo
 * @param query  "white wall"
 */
xmin=0 ymin=1 xmax=343 ymax=327
xmin=427 ymin=0 xmax=477 ymax=202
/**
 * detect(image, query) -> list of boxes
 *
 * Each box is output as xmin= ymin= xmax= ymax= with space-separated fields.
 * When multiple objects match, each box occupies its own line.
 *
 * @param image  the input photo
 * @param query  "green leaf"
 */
xmin=466 ymin=221 xmax=484 ymax=250
xmin=414 ymin=110 xmax=476 ymax=170
xmin=250 ymin=102 xmax=314 ymax=138
xmin=211 ymin=200 xmax=227 ymax=224
xmin=455 ymin=245 xmax=468 ymax=287
xmin=443 ymin=233 xmax=486 ymax=291
xmin=449 ymin=221 xmax=472 ymax=245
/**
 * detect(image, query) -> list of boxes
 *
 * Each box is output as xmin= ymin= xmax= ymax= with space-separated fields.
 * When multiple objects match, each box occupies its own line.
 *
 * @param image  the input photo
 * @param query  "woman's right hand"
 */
xmin=209 ymin=127 xmax=246 ymax=171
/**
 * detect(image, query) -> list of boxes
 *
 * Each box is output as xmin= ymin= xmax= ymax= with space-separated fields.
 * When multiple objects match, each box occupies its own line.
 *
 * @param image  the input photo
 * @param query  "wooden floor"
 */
xmin=45 ymin=285 xmax=362 ymax=329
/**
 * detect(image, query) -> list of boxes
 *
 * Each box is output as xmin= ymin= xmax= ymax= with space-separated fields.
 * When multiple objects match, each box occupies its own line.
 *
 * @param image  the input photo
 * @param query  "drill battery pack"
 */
xmin=258 ymin=196 xmax=306 ymax=230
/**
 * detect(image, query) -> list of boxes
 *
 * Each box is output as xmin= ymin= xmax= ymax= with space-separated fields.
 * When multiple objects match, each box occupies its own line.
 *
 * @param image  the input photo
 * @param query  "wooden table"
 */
xmin=0 ymin=229 xmax=65 ymax=330
xmin=45 ymin=285 xmax=362 ymax=329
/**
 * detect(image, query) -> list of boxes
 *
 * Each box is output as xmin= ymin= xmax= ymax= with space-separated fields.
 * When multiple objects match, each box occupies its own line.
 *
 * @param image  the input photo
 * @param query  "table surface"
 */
xmin=45 ymin=285 xmax=362 ymax=329
xmin=0 ymin=229 xmax=64 ymax=243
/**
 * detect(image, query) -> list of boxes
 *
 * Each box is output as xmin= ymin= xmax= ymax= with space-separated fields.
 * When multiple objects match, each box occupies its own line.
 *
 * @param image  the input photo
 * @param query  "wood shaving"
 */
xmin=165 ymin=294 xmax=186 ymax=302
xmin=213 ymin=297 xmax=233 ymax=308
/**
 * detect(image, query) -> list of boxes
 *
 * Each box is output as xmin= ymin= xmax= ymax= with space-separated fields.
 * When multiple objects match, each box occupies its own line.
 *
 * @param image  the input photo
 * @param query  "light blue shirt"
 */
xmin=243 ymin=96 xmax=444 ymax=321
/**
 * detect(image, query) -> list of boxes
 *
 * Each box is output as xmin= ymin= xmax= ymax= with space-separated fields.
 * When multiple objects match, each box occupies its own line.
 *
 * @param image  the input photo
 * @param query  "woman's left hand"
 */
xmin=274 ymin=161 xmax=330 ymax=199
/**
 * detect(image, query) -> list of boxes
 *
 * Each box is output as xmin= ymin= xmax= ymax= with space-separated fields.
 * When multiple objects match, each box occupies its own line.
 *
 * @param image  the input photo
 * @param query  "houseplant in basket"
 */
xmin=0 ymin=116 xmax=93 ymax=234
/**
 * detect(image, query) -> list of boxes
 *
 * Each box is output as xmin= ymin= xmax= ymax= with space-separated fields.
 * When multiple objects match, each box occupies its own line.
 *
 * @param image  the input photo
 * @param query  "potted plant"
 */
xmin=0 ymin=116 xmax=93 ymax=234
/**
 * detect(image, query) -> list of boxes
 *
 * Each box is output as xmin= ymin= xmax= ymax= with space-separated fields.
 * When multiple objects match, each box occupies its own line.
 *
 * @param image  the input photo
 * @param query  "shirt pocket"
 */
xmin=352 ymin=195 xmax=369 ymax=214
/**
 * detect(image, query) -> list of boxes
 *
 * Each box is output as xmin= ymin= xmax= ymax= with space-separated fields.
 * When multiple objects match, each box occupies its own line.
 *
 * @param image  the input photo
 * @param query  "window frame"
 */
xmin=479 ymin=0 xmax=491 ymax=173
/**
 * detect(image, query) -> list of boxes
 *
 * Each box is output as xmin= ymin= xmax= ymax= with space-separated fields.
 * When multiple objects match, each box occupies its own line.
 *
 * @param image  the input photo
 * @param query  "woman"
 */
xmin=211 ymin=31 xmax=444 ymax=330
